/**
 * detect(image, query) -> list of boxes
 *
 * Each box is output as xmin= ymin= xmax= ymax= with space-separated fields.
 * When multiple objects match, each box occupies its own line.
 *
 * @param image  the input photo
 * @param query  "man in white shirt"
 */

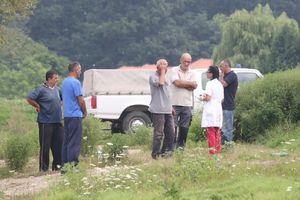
xmin=171 ymin=53 xmax=197 ymax=149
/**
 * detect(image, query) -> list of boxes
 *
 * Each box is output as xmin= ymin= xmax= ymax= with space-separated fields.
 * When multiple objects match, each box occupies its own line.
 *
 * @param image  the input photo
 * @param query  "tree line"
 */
xmin=26 ymin=0 xmax=300 ymax=70
xmin=1 ymin=1 xmax=300 ymax=98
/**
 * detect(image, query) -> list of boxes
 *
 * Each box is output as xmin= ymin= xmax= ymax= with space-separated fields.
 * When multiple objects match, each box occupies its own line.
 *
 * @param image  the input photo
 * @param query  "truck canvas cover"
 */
xmin=83 ymin=69 xmax=156 ymax=96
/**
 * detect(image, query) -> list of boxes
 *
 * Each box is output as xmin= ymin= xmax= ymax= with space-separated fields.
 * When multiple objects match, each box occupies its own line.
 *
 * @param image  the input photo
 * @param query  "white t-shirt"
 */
xmin=170 ymin=66 xmax=197 ymax=107
xmin=201 ymin=79 xmax=224 ymax=128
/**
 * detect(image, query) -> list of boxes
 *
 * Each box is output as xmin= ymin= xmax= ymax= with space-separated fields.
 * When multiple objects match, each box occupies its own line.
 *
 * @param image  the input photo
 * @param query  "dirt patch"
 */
xmin=0 ymin=173 xmax=59 ymax=199
xmin=0 ymin=149 xmax=145 ymax=199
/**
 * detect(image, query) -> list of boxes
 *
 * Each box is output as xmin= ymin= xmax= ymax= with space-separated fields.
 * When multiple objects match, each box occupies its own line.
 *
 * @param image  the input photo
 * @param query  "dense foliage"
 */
xmin=235 ymin=66 xmax=300 ymax=142
xmin=2 ymin=2 xmax=300 ymax=96
xmin=0 ymin=28 xmax=69 ymax=99
xmin=0 ymin=0 xmax=37 ymax=42
xmin=213 ymin=4 xmax=300 ymax=73
xmin=26 ymin=1 xmax=300 ymax=70
xmin=26 ymin=0 xmax=220 ymax=69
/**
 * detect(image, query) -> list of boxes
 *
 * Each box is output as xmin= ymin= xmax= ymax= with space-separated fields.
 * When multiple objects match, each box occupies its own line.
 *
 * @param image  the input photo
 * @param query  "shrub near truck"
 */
xmin=83 ymin=68 xmax=263 ymax=133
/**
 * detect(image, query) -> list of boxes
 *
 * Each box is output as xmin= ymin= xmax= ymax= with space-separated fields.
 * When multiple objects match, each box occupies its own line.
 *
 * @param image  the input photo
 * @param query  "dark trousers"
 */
xmin=62 ymin=117 xmax=83 ymax=167
xmin=151 ymin=113 xmax=175 ymax=158
xmin=38 ymin=123 xmax=63 ymax=171
xmin=173 ymin=106 xmax=192 ymax=148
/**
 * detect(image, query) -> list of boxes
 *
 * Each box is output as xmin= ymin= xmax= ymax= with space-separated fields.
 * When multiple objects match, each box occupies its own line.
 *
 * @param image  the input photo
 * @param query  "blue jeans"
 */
xmin=221 ymin=110 xmax=234 ymax=142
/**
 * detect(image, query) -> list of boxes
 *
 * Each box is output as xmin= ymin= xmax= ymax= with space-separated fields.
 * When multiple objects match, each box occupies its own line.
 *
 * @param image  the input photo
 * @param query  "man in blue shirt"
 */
xmin=27 ymin=69 xmax=63 ymax=171
xmin=62 ymin=61 xmax=87 ymax=169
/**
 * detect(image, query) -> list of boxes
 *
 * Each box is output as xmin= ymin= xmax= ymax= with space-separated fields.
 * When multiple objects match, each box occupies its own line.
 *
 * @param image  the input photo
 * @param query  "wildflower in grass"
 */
xmin=286 ymin=186 xmax=292 ymax=192
xmin=107 ymin=143 xmax=113 ymax=146
xmin=285 ymin=142 xmax=292 ymax=145
xmin=136 ymin=168 xmax=142 ymax=172
xmin=126 ymin=174 xmax=132 ymax=179
xmin=83 ymin=136 xmax=88 ymax=140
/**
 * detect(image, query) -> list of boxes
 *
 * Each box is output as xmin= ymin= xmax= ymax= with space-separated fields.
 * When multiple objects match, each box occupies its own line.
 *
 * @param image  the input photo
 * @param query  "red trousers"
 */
xmin=206 ymin=127 xmax=221 ymax=154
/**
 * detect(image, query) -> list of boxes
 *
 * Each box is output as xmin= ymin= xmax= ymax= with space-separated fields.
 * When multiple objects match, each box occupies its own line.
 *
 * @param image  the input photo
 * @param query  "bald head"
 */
xmin=180 ymin=53 xmax=192 ymax=71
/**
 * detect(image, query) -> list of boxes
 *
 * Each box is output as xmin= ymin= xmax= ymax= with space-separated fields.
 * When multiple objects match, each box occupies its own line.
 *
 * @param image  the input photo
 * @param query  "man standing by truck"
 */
xmin=149 ymin=59 xmax=175 ymax=159
xmin=171 ymin=53 xmax=198 ymax=149
xmin=62 ymin=61 xmax=87 ymax=171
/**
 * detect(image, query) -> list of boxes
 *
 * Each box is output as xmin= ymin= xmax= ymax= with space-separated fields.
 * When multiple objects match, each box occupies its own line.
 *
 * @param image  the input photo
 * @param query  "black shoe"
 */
xmin=152 ymin=154 xmax=159 ymax=160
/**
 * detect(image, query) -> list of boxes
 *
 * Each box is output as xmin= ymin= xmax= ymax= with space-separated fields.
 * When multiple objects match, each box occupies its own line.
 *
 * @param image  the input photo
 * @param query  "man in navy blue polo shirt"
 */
xmin=219 ymin=59 xmax=238 ymax=144
xmin=61 ymin=61 xmax=87 ymax=170
xmin=27 ymin=69 xmax=63 ymax=171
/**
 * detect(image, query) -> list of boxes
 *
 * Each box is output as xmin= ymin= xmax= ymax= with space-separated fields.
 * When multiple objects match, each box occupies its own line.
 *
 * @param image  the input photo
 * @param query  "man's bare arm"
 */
xmin=77 ymin=96 xmax=87 ymax=118
xmin=173 ymin=80 xmax=197 ymax=91
xmin=27 ymin=99 xmax=40 ymax=112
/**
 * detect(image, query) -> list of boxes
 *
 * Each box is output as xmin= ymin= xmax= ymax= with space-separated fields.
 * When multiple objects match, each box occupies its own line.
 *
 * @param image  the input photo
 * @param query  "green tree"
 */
xmin=0 ymin=0 xmax=37 ymax=42
xmin=213 ymin=4 xmax=300 ymax=73
xmin=27 ymin=0 xmax=219 ymax=68
xmin=0 ymin=28 xmax=69 ymax=99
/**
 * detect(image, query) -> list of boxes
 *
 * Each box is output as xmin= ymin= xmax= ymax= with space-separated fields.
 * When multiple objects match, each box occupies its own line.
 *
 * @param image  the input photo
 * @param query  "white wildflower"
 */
xmin=285 ymin=142 xmax=292 ymax=145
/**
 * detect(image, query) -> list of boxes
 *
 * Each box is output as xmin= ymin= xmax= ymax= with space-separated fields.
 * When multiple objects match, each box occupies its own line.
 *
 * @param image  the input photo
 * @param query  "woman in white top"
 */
xmin=200 ymin=66 xmax=224 ymax=154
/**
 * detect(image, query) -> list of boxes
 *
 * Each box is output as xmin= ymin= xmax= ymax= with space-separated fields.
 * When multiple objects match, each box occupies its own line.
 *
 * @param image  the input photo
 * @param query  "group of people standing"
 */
xmin=27 ymin=61 xmax=87 ymax=172
xmin=27 ymin=54 xmax=237 ymax=171
xmin=149 ymin=53 xmax=238 ymax=158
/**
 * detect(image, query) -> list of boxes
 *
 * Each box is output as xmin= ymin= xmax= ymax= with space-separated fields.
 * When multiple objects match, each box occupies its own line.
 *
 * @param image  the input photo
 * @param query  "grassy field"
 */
xmin=0 ymin=99 xmax=300 ymax=199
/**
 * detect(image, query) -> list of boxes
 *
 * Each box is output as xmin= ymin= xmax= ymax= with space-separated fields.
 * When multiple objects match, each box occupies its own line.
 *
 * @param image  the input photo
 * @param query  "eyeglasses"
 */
xmin=206 ymin=71 xmax=212 ymax=73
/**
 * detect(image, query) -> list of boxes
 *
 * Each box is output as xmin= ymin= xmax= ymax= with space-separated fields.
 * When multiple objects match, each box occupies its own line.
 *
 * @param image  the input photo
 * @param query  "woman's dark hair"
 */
xmin=208 ymin=65 xmax=219 ymax=80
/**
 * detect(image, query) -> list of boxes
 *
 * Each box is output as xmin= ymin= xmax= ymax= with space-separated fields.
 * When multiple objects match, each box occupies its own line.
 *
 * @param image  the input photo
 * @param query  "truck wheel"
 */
xmin=122 ymin=111 xmax=151 ymax=132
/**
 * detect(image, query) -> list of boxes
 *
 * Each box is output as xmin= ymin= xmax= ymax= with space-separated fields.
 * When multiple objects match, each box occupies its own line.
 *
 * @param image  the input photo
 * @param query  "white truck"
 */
xmin=83 ymin=67 xmax=263 ymax=133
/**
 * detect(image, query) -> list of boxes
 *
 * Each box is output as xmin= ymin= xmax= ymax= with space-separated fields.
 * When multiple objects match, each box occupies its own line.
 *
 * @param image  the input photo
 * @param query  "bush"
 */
xmin=81 ymin=116 xmax=110 ymax=156
xmin=5 ymin=134 xmax=31 ymax=170
xmin=189 ymin=110 xmax=206 ymax=143
xmin=102 ymin=134 xmax=131 ymax=165
xmin=128 ymin=126 xmax=152 ymax=147
xmin=235 ymin=67 xmax=300 ymax=142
